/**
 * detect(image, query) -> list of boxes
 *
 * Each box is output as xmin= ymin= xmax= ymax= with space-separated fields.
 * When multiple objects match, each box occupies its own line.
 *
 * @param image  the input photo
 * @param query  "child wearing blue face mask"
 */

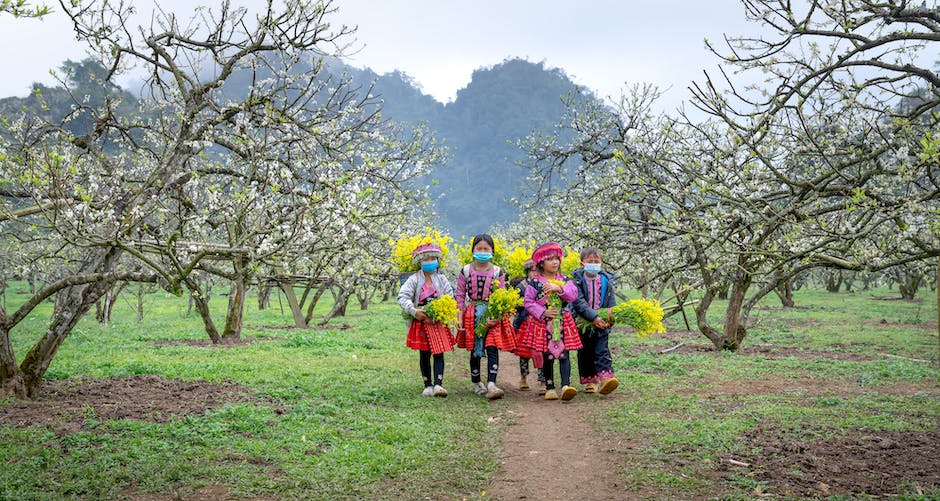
xmin=398 ymin=242 xmax=456 ymax=397
xmin=455 ymin=233 xmax=515 ymax=399
xmin=571 ymin=247 xmax=619 ymax=395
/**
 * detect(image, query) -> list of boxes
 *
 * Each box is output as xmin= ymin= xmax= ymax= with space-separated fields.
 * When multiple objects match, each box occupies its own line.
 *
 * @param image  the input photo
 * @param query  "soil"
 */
xmin=0 ymin=375 xmax=274 ymax=435
xmin=482 ymin=352 xmax=639 ymax=501
xmin=2 ymin=341 xmax=936 ymax=499
xmin=721 ymin=428 xmax=940 ymax=497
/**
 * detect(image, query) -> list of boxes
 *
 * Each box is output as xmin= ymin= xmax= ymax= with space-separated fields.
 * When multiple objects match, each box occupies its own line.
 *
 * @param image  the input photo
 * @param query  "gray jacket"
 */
xmin=397 ymin=271 xmax=455 ymax=328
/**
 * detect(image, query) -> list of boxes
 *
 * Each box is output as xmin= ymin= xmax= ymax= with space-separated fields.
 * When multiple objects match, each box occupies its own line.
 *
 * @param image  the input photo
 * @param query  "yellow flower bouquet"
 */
xmin=576 ymin=298 xmax=666 ymax=339
xmin=474 ymin=285 xmax=523 ymax=338
xmin=424 ymin=294 xmax=459 ymax=329
xmin=545 ymin=279 xmax=566 ymax=342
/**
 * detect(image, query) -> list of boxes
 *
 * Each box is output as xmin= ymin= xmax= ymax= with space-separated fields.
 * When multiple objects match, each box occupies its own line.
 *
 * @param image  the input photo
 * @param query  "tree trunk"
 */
xmin=381 ymin=277 xmax=391 ymax=302
xmin=356 ymin=283 xmax=373 ymax=311
xmin=136 ymin=283 xmax=145 ymax=324
xmin=280 ymin=280 xmax=308 ymax=329
xmin=843 ymin=271 xmax=855 ymax=292
xmin=221 ymin=265 xmax=247 ymax=342
xmin=186 ymin=278 xmax=222 ymax=344
xmin=775 ymin=279 xmax=795 ymax=308
xmin=694 ymin=287 xmax=722 ymax=345
xmin=0 ymin=324 xmax=26 ymax=398
xmin=825 ymin=270 xmax=842 ymax=293
xmin=898 ymin=271 xmax=922 ymax=300
xmin=258 ymin=284 xmax=271 ymax=310
xmin=319 ymin=279 xmax=356 ymax=326
xmin=719 ymin=270 xmax=752 ymax=351
xmin=19 ymin=247 xmax=122 ymax=396
xmin=304 ymin=279 xmax=332 ymax=325
xmin=95 ymin=282 xmax=126 ymax=324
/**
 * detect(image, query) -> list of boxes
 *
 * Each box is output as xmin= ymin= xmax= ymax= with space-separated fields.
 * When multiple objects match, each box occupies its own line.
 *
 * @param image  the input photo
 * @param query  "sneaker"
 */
xmin=422 ymin=386 xmax=434 ymax=396
xmin=518 ymin=376 xmax=530 ymax=391
xmin=544 ymin=389 xmax=559 ymax=400
xmin=598 ymin=377 xmax=620 ymax=395
xmin=432 ymin=385 xmax=448 ymax=397
xmin=537 ymin=383 xmax=547 ymax=396
xmin=584 ymin=383 xmax=597 ymax=394
xmin=472 ymin=382 xmax=487 ymax=395
xmin=486 ymin=382 xmax=505 ymax=400
xmin=560 ymin=385 xmax=577 ymax=401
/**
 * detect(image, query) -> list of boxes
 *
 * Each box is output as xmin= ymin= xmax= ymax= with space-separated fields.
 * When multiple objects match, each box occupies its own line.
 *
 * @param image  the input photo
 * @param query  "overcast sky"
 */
xmin=0 ymin=0 xmax=762 ymax=111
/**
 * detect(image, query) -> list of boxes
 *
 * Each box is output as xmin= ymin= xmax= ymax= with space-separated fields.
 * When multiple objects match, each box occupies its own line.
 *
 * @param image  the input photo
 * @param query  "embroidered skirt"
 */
xmin=406 ymin=320 xmax=455 ymax=355
xmin=519 ymin=310 xmax=582 ymax=353
xmin=456 ymin=306 xmax=517 ymax=352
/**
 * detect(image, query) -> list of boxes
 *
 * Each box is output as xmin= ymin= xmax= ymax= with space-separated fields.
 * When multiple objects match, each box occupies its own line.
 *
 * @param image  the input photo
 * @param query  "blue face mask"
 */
xmin=420 ymin=261 xmax=439 ymax=273
xmin=472 ymin=252 xmax=493 ymax=263
xmin=584 ymin=263 xmax=602 ymax=275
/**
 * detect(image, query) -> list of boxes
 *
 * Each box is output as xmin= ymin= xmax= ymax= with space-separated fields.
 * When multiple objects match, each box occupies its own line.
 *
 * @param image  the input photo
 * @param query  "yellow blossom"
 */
xmin=424 ymin=294 xmax=459 ymax=329
xmin=389 ymin=228 xmax=453 ymax=272
xmin=577 ymin=298 xmax=666 ymax=339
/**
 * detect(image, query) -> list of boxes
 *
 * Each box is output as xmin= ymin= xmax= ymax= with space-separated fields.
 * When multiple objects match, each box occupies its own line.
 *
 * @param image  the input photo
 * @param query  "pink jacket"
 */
xmin=523 ymin=273 xmax=577 ymax=321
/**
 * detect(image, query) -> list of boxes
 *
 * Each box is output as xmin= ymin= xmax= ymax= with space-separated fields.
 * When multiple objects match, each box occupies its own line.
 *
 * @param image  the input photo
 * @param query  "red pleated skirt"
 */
xmin=456 ymin=307 xmax=517 ymax=352
xmin=519 ymin=310 xmax=582 ymax=353
xmin=405 ymin=320 xmax=455 ymax=355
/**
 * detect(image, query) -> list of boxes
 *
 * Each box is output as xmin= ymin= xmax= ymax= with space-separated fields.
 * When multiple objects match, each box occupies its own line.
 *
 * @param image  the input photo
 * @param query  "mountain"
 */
xmin=361 ymin=58 xmax=594 ymax=235
xmin=1 ymin=57 xmax=596 ymax=236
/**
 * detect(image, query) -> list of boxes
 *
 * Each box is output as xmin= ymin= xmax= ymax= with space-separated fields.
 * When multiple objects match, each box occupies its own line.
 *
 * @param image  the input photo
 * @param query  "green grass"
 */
xmin=1 ymin=284 xmax=499 ymax=499
xmin=1 ymin=283 xmax=938 ymax=499
xmin=595 ymin=286 xmax=939 ymax=497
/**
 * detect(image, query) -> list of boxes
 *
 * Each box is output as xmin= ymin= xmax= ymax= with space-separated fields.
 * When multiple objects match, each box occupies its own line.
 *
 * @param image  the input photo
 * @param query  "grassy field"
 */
xmin=0 ymin=283 xmax=937 ymax=500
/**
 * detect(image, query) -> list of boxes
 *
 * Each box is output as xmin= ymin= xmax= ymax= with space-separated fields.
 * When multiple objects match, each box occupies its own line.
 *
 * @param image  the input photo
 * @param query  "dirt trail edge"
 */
xmin=485 ymin=352 xmax=631 ymax=501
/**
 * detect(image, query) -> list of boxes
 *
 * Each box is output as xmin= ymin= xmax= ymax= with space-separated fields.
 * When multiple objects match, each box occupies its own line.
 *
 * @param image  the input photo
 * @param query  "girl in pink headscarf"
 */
xmin=518 ymin=242 xmax=582 ymax=401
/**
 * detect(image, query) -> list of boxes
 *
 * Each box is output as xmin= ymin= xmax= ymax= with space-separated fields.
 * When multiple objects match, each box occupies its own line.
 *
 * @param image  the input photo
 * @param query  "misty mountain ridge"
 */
xmin=0 ymin=57 xmax=597 ymax=235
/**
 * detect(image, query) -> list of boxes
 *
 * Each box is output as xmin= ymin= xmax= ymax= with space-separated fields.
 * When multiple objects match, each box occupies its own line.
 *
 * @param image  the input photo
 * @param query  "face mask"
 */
xmin=472 ymin=252 xmax=493 ymax=263
xmin=420 ymin=261 xmax=439 ymax=273
xmin=584 ymin=263 xmax=602 ymax=275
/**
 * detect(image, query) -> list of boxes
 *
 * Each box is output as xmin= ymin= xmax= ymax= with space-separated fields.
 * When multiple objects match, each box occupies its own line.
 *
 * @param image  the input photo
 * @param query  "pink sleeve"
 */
xmin=559 ymin=277 xmax=578 ymax=303
xmin=455 ymin=269 xmax=467 ymax=312
xmin=523 ymin=284 xmax=547 ymax=320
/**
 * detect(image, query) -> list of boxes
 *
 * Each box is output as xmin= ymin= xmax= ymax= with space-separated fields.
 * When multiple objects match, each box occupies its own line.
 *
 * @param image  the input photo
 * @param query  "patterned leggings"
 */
xmin=420 ymin=350 xmax=444 ymax=387
xmin=542 ymin=351 xmax=570 ymax=390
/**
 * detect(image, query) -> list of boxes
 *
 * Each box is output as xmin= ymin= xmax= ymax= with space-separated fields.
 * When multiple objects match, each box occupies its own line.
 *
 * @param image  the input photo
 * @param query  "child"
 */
xmin=511 ymin=259 xmax=544 ymax=392
xmin=519 ymin=242 xmax=582 ymax=401
xmin=571 ymin=247 xmax=619 ymax=395
xmin=455 ymin=234 xmax=516 ymax=400
xmin=398 ymin=242 xmax=456 ymax=397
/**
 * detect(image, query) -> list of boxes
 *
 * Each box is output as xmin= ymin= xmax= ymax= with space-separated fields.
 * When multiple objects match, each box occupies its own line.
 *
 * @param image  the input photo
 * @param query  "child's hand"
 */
xmin=485 ymin=317 xmax=499 ymax=327
xmin=414 ymin=310 xmax=428 ymax=321
xmin=592 ymin=317 xmax=610 ymax=329
xmin=543 ymin=307 xmax=559 ymax=319
xmin=543 ymin=282 xmax=562 ymax=294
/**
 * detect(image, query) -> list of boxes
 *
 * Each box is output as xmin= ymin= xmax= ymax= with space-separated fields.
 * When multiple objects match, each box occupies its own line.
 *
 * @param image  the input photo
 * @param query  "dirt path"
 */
xmin=484 ymin=352 xmax=630 ymax=501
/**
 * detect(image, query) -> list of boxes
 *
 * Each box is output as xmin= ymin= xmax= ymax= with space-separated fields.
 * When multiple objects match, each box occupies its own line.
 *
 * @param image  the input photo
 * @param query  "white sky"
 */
xmin=0 ymin=0 xmax=763 ymax=111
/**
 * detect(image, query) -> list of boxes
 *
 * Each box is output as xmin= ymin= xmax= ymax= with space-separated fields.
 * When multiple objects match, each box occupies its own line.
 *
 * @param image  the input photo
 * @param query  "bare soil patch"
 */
xmin=484 ymin=352 xmax=638 ymax=501
xmin=721 ymin=428 xmax=940 ymax=497
xmin=0 ymin=375 xmax=274 ymax=434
